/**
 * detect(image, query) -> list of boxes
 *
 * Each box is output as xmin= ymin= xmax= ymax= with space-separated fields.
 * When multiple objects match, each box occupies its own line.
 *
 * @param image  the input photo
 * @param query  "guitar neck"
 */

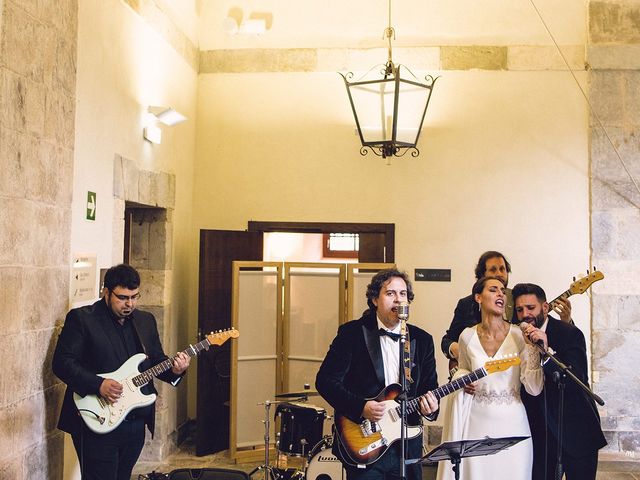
xmin=548 ymin=289 xmax=572 ymax=311
xmin=132 ymin=338 xmax=212 ymax=387
xmin=403 ymin=367 xmax=488 ymax=415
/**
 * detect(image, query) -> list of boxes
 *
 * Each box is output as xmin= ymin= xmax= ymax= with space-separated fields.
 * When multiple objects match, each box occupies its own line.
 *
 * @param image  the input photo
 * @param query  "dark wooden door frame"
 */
xmin=247 ymin=221 xmax=395 ymax=262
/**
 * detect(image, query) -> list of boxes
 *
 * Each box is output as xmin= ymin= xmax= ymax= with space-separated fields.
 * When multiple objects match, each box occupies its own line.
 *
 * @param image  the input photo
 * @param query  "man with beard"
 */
xmin=441 ymin=251 xmax=572 ymax=376
xmin=514 ymin=282 xmax=606 ymax=480
xmin=316 ymin=268 xmax=439 ymax=480
xmin=53 ymin=264 xmax=191 ymax=480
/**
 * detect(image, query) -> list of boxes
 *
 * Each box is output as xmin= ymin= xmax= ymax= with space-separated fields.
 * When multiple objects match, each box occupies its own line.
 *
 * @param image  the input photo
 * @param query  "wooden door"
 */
xmin=196 ymin=229 xmax=263 ymax=456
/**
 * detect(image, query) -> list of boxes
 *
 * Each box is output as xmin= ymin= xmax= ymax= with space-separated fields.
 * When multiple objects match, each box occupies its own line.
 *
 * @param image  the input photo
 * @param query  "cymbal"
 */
xmin=275 ymin=390 xmax=320 ymax=398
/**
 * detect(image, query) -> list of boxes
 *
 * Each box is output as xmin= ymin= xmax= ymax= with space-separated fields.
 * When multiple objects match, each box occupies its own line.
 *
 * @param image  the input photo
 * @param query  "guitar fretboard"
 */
xmin=397 ymin=367 xmax=488 ymax=416
xmin=548 ymin=290 xmax=571 ymax=311
xmin=132 ymin=338 xmax=211 ymax=387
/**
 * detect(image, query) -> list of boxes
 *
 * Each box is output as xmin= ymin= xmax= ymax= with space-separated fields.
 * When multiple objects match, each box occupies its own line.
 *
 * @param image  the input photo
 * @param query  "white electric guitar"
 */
xmin=74 ymin=328 xmax=239 ymax=434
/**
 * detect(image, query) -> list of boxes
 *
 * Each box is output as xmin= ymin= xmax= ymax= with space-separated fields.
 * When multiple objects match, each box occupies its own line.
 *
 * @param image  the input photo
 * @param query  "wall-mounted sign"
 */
xmin=70 ymin=254 xmax=97 ymax=306
xmin=86 ymin=191 xmax=96 ymax=221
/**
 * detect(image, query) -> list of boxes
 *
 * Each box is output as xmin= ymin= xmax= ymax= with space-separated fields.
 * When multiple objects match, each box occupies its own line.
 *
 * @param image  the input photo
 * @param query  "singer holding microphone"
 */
xmin=436 ymin=276 xmax=544 ymax=480
xmin=316 ymin=268 xmax=439 ymax=480
xmin=513 ymin=283 xmax=607 ymax=480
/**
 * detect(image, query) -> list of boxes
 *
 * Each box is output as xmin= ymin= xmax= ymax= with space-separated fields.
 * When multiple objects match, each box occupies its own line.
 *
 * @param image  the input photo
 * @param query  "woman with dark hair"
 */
xmin=436 ymin=276 xmax=543 ymax=480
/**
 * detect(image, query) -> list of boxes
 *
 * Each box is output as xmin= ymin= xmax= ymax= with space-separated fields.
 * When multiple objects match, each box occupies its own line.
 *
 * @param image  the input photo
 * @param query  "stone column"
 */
xmin=0 ymin=0 xmax=77 ymax=478
xmin=589 ymin=0 xmax=640 ymax=460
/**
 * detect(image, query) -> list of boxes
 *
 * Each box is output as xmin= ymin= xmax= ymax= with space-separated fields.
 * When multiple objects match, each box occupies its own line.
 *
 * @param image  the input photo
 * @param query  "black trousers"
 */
xmin=343 ymin=443 xmax=422 ymax=480
xmin=72 ymin=417 xmax=146 ymax=480
xmin=532 ymin=432 xmax=599 ymax=480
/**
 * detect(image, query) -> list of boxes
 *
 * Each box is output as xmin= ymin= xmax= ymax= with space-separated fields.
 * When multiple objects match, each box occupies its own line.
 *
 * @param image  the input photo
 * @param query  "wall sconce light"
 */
xmin=148 ymin=106 xmax=187 ymax=126
xmin=143 ymin=125 xmax=162 ymax=144
xmin=341 ymin=0 xmax=439 ymax=160
xmin=222 ymin=15 xmax=268 ymax=35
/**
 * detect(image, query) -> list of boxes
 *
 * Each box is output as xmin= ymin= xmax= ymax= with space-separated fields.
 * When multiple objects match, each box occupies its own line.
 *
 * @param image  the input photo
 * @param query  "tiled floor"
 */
xmin=133 ymin=440 xmax=640 ymax=479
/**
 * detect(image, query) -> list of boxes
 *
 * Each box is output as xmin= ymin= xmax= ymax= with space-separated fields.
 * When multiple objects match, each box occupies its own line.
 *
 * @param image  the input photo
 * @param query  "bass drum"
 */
xmin=306 ymin=437 xmax=345 ymax=480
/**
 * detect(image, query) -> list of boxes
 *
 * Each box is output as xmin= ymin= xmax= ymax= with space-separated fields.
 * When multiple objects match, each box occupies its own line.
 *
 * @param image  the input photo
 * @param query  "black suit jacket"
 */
xmin=315 ymin=310 xmax=438 ymax=463
xmin=52 ymin=298 xmax=182 ymax=437
xmin=521 ymin=317 xmax=606 ymax=460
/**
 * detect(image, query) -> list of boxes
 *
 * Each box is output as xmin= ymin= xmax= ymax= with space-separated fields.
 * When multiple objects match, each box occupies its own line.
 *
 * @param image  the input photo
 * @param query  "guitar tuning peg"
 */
xmin=573 ymin=276 xmax=576 ymax=281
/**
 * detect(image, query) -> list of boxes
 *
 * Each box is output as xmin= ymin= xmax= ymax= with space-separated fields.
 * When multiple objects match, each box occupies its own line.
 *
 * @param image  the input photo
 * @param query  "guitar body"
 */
xmin=73 ymin=353 xmax=157 ymax=434
xmin=335 ymin=384 xmax=422 ymax=466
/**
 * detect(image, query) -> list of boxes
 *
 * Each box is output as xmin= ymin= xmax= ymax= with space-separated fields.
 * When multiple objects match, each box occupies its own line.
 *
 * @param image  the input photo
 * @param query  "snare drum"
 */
xmin=275 ymin=402 xmax=326 ymax=456
xmin=306 ymin=437 xmax=345 ymax=480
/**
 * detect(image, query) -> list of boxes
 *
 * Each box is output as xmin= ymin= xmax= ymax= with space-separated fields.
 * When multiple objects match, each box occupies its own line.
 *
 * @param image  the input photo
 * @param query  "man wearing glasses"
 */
xmin=53 ymin=264 xmax=190 ymax=480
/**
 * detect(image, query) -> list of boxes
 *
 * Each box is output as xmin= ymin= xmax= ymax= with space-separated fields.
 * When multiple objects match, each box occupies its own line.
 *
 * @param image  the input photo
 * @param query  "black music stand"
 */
xmin=422 ymin=436 xmax=528 ymax=480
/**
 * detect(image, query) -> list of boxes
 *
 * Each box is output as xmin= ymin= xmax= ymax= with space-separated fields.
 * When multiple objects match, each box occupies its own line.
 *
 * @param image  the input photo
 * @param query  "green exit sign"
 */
xmin=86 ymin=191 xmax=96 ymax=221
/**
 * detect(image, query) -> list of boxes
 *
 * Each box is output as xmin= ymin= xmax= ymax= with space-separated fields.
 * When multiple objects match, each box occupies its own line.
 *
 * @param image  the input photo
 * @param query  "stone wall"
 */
xmin=589 ymin=0 xmax=640 ymax=460
xmin=0 ymin=0 xmax=77 ymax=478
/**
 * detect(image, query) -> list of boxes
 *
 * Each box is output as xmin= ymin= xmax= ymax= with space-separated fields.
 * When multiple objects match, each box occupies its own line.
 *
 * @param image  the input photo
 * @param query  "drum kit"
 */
xmin=249 ymin=389 xmax=345 ymax=480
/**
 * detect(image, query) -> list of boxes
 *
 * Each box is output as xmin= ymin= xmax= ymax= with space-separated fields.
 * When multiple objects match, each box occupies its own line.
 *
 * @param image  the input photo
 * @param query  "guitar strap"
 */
xmin=403 ymin=328 xmax=413 ymax=384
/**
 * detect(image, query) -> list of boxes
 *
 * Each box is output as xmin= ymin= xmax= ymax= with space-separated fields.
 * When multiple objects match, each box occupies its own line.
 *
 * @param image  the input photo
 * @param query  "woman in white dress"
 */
xmin=436 ymin=276 xmax=544 ymax=480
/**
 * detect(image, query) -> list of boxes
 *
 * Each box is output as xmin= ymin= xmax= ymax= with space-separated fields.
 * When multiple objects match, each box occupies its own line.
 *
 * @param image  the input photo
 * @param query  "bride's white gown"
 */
xmin=436 ymin=325 xmax=543 ymax=480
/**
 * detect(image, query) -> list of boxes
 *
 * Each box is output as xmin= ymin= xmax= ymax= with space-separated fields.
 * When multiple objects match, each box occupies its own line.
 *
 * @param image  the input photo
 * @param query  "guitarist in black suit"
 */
xmin=514 ymin=283 xmax=607 ymax=480
xmin=52 ymin=264 xmax=190 ymax=480
xmin=316 ymin=268 xmax=439 ymax=480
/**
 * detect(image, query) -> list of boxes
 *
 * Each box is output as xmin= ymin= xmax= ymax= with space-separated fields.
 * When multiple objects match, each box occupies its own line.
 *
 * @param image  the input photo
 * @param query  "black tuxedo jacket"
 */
xmin=315 ymin=310 xmax=438 ymax=462
xmin=521 ymin=317 xmax=606 ymax=459
xmin=52 ymin=298 xmax=182 ymax=437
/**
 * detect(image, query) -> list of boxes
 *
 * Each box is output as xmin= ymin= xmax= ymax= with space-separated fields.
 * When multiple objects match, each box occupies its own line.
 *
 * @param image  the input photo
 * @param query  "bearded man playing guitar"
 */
xmin=53 ymin=264 xmax=191 ymax=480
xmin=316 ymin=268 xmax=439 ymax=480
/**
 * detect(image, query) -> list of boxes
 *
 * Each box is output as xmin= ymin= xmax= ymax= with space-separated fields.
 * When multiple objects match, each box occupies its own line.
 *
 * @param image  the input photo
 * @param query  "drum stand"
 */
xmin=249 ymin=400 xmax=283 ymax=480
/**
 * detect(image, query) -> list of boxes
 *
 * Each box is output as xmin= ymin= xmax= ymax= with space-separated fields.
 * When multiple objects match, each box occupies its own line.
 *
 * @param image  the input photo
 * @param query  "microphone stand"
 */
xmin=398 ymin=316 xmax=408 ymax=480
xmin=529 ymin=341 xmax=605 ymax=480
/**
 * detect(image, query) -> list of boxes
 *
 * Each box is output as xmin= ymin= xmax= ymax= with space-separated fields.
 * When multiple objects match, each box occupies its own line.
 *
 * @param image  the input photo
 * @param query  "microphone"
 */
xmin=519 ymin=322 xmax=545 ymax=349
xmin=397 ymin=303 xmax=409 ymax=321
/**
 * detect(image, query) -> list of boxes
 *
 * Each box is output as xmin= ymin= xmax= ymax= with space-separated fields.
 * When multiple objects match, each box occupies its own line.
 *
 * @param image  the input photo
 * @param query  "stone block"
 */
xmin=589 ymin=70 xmax=626 ymax=126
xmin=23 ymin=432 xmax=64 ymax=480
xmin=0 ymin=403 xmax=16 ymax=461
xmin=200 ymin=48 xmax=316 ymax=74
xmin=0 ymin=127 xmax=31 ymax=198
xmin=138 ymin=170 xmax=153 ymax=206
xmin=590 ymin=127 xmax=640 ymax=183
xmin=139 ymin=270 xmax=168 ymax=307
xmin=0 ymin=267 xmax=25 ymax=335
xmin=44 ymin=87 xmax=75 ymax=148
xmin=14 ymin=394 xmax=45 ymax=453
xmin=426 ymin=424 xmax=442 ymax=447
xmin=619 ymin=295 xmax=640 ymax=330
xmin=591 ymin=178 xmax=640 ymax=211
xmin=591 ymin=211 xmax=616 ymax=259
xmin=0 ymin=69 xmax=45 ymax=135
xmin=588 ymin=258 xmax=640 ymax=296
xmin=590 ymin=1 xmax=640 ymax=44
xmin=54 ymin=33 xmax=77 ymax=95
xmin=148 ymin=220 xmax=169 ymax=270
xmin=441 ymin=46 xmax=507 ymax=71
xmin=1 ymin=3 xmax=44 ymax=81
xmin=44 ymin=384 xmax=65 ymax=434
xmin=0 ymin=457 xmax=22 ymax=480
xmin=619 ymin=431 xmax=640 ymax=454
xmin=122 ymin=157 xmax=140 ymax=203
xmin=0 ymin=198 xmax=31 ymax=265
xmin=509 ymin=45 xmax=585 ymax=71
xmin=113 ymin=155 xmax=124 ymax=200
xmin=589 ymin=45 xmax=640 ymax=70
xmin=43 ymin=0 xmax=78 ymax=38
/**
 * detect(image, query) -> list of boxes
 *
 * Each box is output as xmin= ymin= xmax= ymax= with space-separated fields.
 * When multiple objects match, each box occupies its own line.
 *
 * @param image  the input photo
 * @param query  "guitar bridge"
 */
xmin=360 ymin=419 xmax=378 ymax=437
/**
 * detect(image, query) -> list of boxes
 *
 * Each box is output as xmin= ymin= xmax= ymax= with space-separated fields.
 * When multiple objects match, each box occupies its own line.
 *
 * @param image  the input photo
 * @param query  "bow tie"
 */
xmin=378 ymin=328 xmax=401 ymax=341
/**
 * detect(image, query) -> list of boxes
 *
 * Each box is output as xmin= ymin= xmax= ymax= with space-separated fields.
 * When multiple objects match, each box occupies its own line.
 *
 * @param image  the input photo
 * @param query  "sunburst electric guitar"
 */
xmin=448 ymin=269 xmax=605 ymax=375
xmin=334 ymin=356 xmax=520 ymax=466
xmin=74 ymin=328 xmax=239 ymax=434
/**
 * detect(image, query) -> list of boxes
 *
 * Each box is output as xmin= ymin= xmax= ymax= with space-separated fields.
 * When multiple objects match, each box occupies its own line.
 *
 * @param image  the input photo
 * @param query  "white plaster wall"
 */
xmin=193 ymin=67 xmax=591 ymax=423
xmin=67 ymin=0 xmax=198 ymax=477
xmin=198 ymin=0 xmax=587 ymax=49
